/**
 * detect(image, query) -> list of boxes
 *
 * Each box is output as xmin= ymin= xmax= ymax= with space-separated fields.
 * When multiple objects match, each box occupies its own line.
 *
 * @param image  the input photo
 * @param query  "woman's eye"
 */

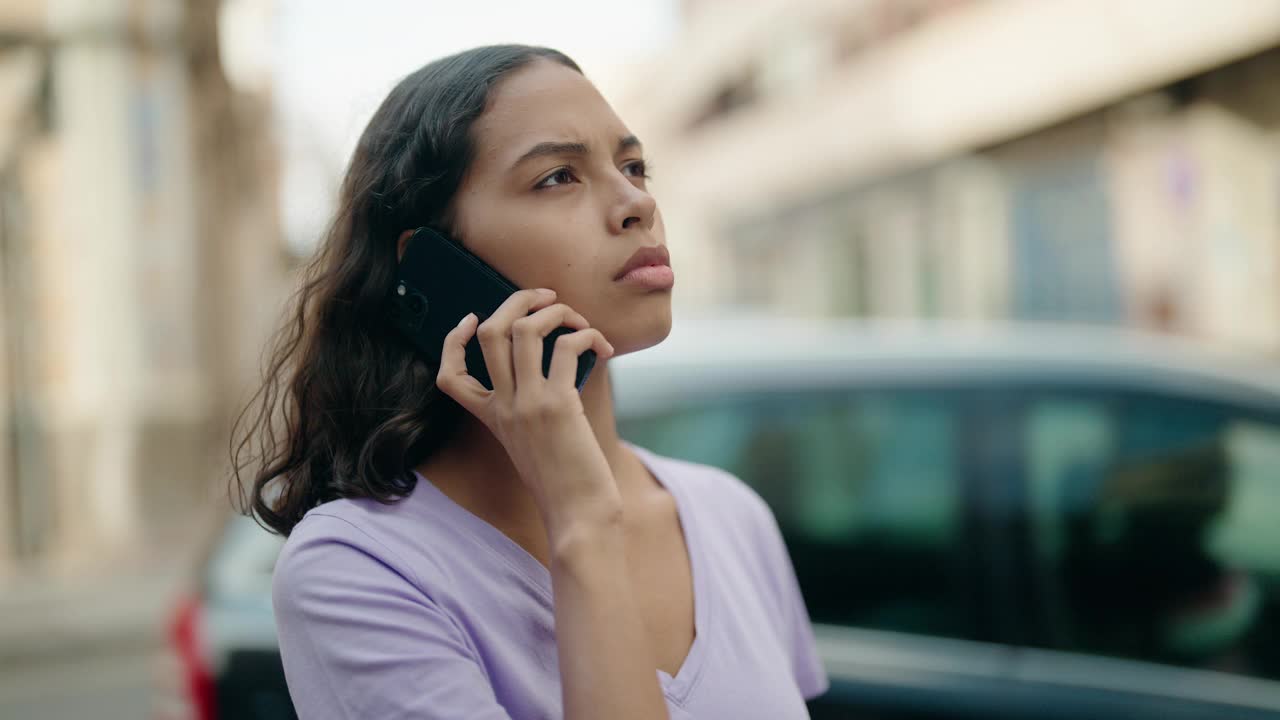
xmin=624 ymin=160 xmax=650 ymax=179
xmin=536 ymin=168 xmax=577 ymax=189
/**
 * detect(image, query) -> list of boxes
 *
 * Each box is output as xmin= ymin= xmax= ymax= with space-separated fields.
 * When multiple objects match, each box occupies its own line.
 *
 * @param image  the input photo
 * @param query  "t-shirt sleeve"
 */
xmin=271 ymin=514 xmax=513 ymax=720
xmin=749 ymin=491 xmax=830 ymax=701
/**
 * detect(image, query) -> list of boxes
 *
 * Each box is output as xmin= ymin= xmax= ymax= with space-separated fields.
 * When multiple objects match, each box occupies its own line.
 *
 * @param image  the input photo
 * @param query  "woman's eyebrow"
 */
xmin=617 ymin=134 xmax=642 ymax=154
xmin=511 ymin=141 xmax=589 ymax=170
xmin=510 ymin=135 xmax=644 ymax=170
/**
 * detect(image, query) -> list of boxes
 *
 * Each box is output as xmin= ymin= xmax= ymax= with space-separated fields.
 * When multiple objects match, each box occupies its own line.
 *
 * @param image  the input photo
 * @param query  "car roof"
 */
xmin=609 ymin=314 xmax=1280 ymax=416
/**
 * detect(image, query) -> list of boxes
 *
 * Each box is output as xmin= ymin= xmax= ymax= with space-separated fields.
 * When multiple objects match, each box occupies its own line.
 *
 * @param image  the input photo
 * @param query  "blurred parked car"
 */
xmin=157 ymin=316 xmax=1280 ymax=719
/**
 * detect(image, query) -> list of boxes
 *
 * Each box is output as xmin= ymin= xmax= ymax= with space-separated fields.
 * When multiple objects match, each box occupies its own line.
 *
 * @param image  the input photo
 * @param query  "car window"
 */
xmin=1023 ymin=391 xmax=1280 ymax=682
xmin=620 ymin=389 xmax=978 ymax=640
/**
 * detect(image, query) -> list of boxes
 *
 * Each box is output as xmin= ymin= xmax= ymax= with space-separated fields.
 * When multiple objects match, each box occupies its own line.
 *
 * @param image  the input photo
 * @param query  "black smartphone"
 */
xmin=390 ymin=226 xmax=596 ymax=392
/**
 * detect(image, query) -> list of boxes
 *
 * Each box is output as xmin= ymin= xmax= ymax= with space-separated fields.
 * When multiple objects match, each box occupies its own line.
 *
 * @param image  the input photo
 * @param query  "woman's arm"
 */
xmin=549 ymin=512 xmax=667 ymax=719
xmin=436 ymin=288 xmax=668 ymax=720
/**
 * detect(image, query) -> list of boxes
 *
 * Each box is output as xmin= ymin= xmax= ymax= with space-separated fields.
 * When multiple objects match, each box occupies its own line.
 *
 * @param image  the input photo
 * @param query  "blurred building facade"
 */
xmin=0 ymin=0 xmax=285 ymax=579
xmin=623 ymin=0 xmax=1280 ymax=353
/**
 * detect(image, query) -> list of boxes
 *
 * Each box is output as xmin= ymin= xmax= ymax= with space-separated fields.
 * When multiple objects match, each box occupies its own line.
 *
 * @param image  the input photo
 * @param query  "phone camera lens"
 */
xmin=407 ymin=294 xmax=428 ymax=317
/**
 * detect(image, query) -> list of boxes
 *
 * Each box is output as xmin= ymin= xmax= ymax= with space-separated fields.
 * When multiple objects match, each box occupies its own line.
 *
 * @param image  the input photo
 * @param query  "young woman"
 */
xmin=233 ymin=44 xmax=827 ymax=720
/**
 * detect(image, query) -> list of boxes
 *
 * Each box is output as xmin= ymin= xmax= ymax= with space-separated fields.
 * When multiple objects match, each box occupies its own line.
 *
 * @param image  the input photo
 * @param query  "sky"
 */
xmin=222 ymin=0 xmax=682 ymax=254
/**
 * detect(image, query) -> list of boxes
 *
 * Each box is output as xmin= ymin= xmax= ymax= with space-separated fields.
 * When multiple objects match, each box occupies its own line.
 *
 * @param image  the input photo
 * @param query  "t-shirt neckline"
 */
xmin=409 ymin=440 xmax=711 ymax=703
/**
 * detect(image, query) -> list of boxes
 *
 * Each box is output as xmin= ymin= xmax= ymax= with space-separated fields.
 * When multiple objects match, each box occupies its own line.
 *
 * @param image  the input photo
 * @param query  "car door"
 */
xmin=1002 ymin=386 xmax=1280 ymax=719
xmin=619 ymin=384 xmax=1016 ymax=720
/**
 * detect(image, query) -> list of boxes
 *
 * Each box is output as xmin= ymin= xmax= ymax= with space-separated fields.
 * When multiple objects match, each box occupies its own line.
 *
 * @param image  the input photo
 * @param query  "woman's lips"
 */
xmin=616 ymin=264 xmax=675 ymax=290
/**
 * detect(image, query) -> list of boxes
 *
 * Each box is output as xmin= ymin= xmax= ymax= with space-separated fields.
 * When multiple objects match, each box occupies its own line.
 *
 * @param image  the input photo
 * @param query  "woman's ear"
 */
xmin=397 ymin=229 xmax=414 ymax=262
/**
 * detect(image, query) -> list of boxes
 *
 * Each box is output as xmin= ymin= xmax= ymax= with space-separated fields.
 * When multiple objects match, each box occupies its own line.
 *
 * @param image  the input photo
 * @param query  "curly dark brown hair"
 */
xmin=229 ymin=45 xmax=581 ymax=536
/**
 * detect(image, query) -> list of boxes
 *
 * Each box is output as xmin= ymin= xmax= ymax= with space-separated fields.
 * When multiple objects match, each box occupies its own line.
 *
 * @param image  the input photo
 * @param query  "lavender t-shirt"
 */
xmin=272 ymin=442 xmax=829 ymax=719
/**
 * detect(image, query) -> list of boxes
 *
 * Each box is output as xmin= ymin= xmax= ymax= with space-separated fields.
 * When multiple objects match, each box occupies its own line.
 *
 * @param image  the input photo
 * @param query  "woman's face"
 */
xmin=448 ymin=58 xmax=671 ymax=355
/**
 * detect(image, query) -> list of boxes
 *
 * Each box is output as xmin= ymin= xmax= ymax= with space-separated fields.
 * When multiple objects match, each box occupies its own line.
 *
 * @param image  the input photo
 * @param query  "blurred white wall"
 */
xmin=0 ymin=0 xmax=284 ymax=577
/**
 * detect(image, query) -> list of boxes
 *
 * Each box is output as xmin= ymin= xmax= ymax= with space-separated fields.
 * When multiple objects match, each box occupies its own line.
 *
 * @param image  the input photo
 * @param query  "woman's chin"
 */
xmin=605 ymin=309 xmax=672 ymax=357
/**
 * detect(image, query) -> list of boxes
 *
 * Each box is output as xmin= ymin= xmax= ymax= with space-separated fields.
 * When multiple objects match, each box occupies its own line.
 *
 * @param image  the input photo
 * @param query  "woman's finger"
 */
xmin=511 ymin=303 xmax=590 ymax=390
xmin=475 ymin=288 xmax=558 ymax=399
xmin=435 ymin=313 xmax=490 ymax=413
xmin=548 ymin=328 xmax=613 ymax=390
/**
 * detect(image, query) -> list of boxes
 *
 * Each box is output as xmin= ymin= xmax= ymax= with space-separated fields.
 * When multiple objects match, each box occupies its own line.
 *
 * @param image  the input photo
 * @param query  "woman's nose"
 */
xmin=609 ymin=181 xmax=657 ymax=234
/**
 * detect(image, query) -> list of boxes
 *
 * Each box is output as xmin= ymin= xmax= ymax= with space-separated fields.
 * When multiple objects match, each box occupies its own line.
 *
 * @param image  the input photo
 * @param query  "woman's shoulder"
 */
xmin=287 ymin=490 xmax=417 ymax=551
xmin=276 ymin=499 xmax=413 ymax=581
xmin=274 ymin=485 xmax=454 ymax=601
xmin=304 ymin=486 xmax=419 ymax=526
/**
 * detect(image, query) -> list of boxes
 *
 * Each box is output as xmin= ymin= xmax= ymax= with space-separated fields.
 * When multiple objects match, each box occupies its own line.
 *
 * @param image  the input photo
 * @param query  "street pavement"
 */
xmin=0 ymin=645 xmax=156 ymax=719
xmin=0 ymin=567 xmax=188 ymax=719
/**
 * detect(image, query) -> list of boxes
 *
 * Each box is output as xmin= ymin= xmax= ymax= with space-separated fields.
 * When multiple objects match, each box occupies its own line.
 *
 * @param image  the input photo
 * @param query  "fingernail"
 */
xmin=458 ymin=313 xmax=473 ymax=327
xmin=538 ymin=288 xmax=555 ymax=296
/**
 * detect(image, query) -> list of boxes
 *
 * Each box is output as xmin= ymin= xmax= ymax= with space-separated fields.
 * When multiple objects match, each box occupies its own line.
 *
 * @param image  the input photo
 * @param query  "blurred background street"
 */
xmin=1 ymin=0 xmax=1279 ymax=718
xmin=1 ymin=652 xmax=151 ymax=719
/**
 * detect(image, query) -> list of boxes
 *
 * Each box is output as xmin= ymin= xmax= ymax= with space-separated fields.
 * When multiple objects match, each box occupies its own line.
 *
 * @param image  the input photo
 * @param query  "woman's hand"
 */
xmin=434 ymin=288 xmax=619 ymax=532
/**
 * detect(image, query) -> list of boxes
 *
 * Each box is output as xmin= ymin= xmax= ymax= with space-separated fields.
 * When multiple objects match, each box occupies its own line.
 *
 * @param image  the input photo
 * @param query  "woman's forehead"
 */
xmin=471 ymin=61 xmax=627 ymax=164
